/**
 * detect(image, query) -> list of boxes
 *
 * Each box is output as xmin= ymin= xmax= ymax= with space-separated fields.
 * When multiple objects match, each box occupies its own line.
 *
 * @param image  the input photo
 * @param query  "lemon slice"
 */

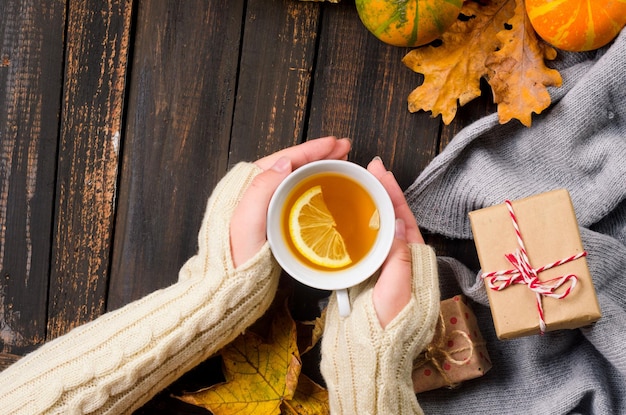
xmin=368 ymin=209 xmax=380 ymax=230
xmin=288 ymin=185 xmax=352 ymax=268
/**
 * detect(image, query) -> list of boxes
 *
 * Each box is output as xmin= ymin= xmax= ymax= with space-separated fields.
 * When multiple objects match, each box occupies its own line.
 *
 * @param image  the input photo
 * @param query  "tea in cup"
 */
xmin=267 ymin=160 xmax=395 ymax=316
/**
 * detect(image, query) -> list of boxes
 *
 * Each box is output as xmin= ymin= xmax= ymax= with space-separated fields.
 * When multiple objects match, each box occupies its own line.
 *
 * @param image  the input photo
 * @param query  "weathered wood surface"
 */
xmin=0 ymin=0 xmax=493 ymax=412
xmin=48 ymin=0 xmax=134 ymax=339
xmin=108 ymin=0 xmax=245 ymax=310
xmin=1 ymin=1 xmax=66 ymax=356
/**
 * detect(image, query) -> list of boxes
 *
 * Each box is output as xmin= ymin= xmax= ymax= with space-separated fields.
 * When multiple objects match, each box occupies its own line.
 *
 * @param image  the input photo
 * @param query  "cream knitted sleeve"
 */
xmin=0 ymin=162 xmax=281 ymax=415
xmin=320 ymin=243 xmax=440 ymax=415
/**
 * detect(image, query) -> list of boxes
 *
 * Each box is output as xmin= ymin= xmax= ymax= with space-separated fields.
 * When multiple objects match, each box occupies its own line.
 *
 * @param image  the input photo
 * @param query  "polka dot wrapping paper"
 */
xmin=412 ymin=295 xmax=492 ymax=393
xmin=468 ymin=189 xmax=601 ymax=339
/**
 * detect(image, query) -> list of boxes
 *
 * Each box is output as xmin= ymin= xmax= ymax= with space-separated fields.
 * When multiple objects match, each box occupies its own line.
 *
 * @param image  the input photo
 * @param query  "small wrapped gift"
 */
xmin=468 ymin=189 xmax=602 ymax=340
xmin=412 ymin=295 xmax=492 ymax=393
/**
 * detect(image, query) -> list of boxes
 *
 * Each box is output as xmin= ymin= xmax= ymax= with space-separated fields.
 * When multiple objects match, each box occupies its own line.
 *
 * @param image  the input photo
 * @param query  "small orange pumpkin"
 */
xmin=525 ymin=0 xmax=626 ymax=51
xmin=355 ymin=0 xmax=464 ymax=47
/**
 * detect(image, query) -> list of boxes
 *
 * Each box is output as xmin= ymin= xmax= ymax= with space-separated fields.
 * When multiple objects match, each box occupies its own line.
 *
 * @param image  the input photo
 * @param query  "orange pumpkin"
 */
xmin=525 ymin=0 xmax=626 ymax=51
xmin=355 ymin=0 xmax=463 ymax=47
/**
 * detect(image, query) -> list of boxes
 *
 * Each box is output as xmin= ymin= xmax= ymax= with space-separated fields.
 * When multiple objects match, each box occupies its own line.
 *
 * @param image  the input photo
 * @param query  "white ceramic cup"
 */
xmin=267 ymin=160 xmax=395 ymax=317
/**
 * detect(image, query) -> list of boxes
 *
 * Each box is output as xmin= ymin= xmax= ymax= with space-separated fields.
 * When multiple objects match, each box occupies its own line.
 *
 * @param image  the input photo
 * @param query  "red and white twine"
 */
xmin=480 ymin=200 xmax=587 ymax=334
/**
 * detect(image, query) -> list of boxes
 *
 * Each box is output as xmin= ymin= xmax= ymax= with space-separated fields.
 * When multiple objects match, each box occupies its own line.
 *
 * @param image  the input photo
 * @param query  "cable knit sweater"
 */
xmin=321 ymin=244 xmax=440 ymax=415
xmin=0 ymin=161 xmax=441 ymax=415
xmin=0 ymin=163 xmax=281 ymax=414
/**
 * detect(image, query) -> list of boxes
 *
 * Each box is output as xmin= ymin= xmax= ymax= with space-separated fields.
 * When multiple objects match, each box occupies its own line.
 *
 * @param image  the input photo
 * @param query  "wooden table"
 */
xmin=1 ymin=1 xmax=491 ymax=412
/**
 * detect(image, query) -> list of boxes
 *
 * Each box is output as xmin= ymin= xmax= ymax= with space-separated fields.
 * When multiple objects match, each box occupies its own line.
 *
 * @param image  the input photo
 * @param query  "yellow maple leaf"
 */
xmin=484 ymin=0 xmax=562 ymax=126
xmin=179 ymin=303 xmax=302 ymax=415
xmin=281 ymin=374 xmax=329 ymax=415
xmin=403 ymin=0 xmax=515 ymax=124
xmin=178 ymin=296 xmax=330 ymax=415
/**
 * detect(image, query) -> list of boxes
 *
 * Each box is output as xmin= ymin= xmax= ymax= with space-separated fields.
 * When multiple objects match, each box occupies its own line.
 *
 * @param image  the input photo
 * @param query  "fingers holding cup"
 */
xmin=367 ymin=156 xmax=425 ymax=327
xmin=255 ymin=136 xmax=351 ymax=171
xmin=231 ymin=137 xmax=352 ymax=268
xmin=367 ymin=157 xmax=424 ymax=244
xmin=266 ymin=160 xmax=396 ymax=316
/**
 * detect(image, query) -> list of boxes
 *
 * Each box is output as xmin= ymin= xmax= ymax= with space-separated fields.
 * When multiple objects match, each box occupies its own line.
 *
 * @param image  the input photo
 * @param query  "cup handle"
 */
xmin=336 ymin=289 xmax=351 ymax=317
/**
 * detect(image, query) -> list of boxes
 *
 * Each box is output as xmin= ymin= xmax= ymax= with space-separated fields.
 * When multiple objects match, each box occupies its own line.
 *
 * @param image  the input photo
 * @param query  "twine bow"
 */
xmin=413 ymin=313 xmax=478 ymax=389
xmin=480 ymin=200 xmax=587 ymax=334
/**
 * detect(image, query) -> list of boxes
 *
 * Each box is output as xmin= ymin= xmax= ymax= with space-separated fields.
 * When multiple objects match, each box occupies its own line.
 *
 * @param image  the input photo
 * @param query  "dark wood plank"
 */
xmin=423 ymin=79 xmax=495 ymax=271
xmin=47 ymin=0 xmax=133 ymax=338
xmin=130 ymin=2 xmax=324 ymax=410
xmin=306 ymin=1 xmax=442 ymax=190
xmin=229 ymin=0 xmax=322 ymax=163
xmin=439 ymin=78 xmax=496 ymax=150
xmin=0 ymin=1 xmax=65 ymax=355
xmin=107 ymin=0 xmax=246 ymax=309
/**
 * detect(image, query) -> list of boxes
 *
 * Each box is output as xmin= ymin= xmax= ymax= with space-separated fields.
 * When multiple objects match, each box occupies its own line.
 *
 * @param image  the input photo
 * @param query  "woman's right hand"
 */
xmin=367 ymin=156 xmax=426 ymax=328
xmin=229 ymin=136 xmax=352 ymax=268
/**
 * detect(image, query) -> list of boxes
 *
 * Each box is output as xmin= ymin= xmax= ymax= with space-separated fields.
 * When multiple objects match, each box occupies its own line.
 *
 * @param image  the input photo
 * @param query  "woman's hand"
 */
xmin=232 ymin=144 xmax=422 ymax=329
xmin=320 ymin=160 xmax=437 ymax=414
xmin=230 ymin=136 xmax=351 ymax=267
xmin=367 ymin=157 xmax=425 ymax=328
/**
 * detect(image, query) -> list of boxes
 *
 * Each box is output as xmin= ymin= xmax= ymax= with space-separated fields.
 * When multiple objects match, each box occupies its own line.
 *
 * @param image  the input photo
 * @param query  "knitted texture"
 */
xmin=0 ymin=162 xmax=281 ymax=415
xmin=405 ymin=29 xmax=626 ymax=414
xmin=320 ymin=244 xmax=440 ymax=415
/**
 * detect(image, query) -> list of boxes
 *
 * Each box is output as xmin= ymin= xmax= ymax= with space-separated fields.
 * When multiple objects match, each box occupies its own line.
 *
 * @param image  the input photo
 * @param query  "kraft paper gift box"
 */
xmin=412 ymin=295 xmax=492 ymax=393
xmin=468 ymin=189 xmax=601 ymax=340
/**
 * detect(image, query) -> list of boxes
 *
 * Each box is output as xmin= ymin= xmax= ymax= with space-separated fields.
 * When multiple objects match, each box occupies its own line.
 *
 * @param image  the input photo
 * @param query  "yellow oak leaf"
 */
xmin=484 ymin=0 xmax=562 ymax=126
xmin=179 ymin=303 xmax=302 ymax=415
xmin=403 ymin=0 xmax=516 ymax=124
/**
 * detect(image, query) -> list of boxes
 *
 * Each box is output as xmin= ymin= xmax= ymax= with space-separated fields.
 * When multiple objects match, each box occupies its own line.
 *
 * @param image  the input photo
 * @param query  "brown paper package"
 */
xmin=413 ymin=295 xmax=492 ymax=393
xmin=468 ymin=189 xmax=601 ymax=340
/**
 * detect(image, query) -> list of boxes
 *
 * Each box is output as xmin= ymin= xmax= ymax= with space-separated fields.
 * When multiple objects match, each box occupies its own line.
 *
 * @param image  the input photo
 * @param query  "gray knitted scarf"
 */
xmin=405 ymin=28 xmax=626 ymax=415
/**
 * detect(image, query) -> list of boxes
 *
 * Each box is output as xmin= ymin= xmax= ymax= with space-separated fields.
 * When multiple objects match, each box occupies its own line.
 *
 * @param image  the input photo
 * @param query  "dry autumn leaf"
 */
xmin=178 ymin=299 xmax=329 ymax=415
xmin=403 ymin=0 xmax=561 ymax=126
xmin=296 ymin=308 xmax=326 ymax=355
xmin=403 ymin=0 xmax=514 ymax=124
xmin=281 ymin=374 xmax=329 ymax=415
xmin=485 ymin=0 xmax=561 ymax=126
